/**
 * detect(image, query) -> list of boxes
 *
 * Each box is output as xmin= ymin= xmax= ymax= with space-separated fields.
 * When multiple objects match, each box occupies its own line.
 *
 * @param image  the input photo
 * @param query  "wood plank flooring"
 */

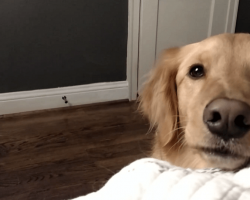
xmin=0 ymin=100 xmax=152 ymax=200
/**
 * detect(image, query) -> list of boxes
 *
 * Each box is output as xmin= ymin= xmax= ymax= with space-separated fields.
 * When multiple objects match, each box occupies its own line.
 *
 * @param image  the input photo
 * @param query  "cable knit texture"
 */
xmin=72 ymin=158 xmax=250 ymax=200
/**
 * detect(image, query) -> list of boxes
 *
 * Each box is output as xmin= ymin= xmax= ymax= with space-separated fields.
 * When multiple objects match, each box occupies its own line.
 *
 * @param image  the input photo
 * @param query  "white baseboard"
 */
xmin=0 ymin=81 xmax=129 ymax=115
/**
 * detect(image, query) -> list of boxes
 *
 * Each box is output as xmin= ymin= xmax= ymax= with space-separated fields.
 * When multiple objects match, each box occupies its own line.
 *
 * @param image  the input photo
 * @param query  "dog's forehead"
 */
xmin=199 ymin=34 xmax=250 ymax=61
xmin=182 ymin=34 xmax=250 ymax=69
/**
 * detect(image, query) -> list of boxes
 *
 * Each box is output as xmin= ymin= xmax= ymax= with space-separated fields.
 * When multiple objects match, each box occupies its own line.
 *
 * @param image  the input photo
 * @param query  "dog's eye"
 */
xmin=189 ymin=64 xmax=204 ymax=78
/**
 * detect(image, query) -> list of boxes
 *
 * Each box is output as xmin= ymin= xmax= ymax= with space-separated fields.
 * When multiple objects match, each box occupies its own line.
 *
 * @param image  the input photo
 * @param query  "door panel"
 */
xmin=156 ymin=0 xmax=212 ymax=56
xmin=138 ymin=0 xmax=239 ymax=91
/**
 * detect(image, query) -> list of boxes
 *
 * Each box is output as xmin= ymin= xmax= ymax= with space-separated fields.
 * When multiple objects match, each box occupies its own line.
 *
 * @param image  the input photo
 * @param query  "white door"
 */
xmin=138 ymin=0 xmax=239 ymax=91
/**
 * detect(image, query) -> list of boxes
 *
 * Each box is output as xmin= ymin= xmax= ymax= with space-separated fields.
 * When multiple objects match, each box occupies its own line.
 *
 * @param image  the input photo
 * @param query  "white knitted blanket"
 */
xmin=72 ymin=158 xmax=250 ymax=200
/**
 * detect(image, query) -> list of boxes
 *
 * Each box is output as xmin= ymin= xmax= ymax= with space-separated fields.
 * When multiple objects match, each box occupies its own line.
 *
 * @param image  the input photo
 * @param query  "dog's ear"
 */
xmin=139 ymin=48 xmax=181 ymax=145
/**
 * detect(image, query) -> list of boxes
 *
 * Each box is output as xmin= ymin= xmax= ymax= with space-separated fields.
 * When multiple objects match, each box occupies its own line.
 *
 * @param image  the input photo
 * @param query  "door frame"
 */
xmin=127 ymin=0 xmax=141 ymax=100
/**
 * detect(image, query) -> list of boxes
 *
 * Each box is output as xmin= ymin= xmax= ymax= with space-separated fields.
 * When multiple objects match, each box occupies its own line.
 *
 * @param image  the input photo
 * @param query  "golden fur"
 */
xmin=140 ymin=33 xmax=250 ymax=170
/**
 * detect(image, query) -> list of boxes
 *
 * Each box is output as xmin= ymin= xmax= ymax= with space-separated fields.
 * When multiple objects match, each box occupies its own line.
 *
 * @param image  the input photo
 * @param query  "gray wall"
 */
xmin=0 ymin=0 xmax=128 ymax=93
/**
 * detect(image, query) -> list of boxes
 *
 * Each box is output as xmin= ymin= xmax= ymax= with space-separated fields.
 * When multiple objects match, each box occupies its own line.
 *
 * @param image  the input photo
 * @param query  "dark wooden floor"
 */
xmin=0 ymin=100 xmax=152 ymax=200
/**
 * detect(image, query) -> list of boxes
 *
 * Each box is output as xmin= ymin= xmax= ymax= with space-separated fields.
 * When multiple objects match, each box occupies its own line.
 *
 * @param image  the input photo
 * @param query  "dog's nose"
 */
xmin=203 ymin=98 xmax=250 ymax=140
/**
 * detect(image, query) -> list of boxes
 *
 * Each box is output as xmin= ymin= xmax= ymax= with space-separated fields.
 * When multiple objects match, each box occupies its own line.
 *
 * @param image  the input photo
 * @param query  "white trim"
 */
xmin=229 ymin=0 xmax=239 ymax=33
xmin=224 ymin=0 xmax=232 ymax=33
xmin=207 ymin=0 xmax=216 ymax=37
xmin=127 ymin=0 xmax=141 ymax=100
xmin=137 ymin=0 xmax=159 ymax=92
xmin=0 ymin=81 xmax=129 ymax=115
xmin=210 ymin=0 xmax=239 ymax=34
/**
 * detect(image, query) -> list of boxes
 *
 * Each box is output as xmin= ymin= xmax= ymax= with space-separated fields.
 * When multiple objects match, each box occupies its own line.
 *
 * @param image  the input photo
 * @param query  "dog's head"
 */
xmin=140 ymin=33 xmax=250 ymax=170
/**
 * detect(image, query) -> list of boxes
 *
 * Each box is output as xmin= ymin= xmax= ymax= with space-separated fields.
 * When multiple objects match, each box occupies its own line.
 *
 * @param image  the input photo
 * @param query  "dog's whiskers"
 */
xmin=177 ymin=131 xmax=187 ymax=153
xmin=146 ymin=123 xmax=156 ymax=135
xmin=164 ymin=127 xmax=186 ymax=155
xmin=163 ymin=126 xmax=186 ymax=142
xmin=178 ymin=138 xmax=187 ymax=152
xmin=177 ymin=131 xmax=186 ymax=152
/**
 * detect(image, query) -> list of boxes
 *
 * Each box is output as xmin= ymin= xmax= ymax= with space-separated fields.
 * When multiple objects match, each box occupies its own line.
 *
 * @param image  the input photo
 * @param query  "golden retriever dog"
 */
xmin=140 ymin=33 xmax=250 ymax=171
